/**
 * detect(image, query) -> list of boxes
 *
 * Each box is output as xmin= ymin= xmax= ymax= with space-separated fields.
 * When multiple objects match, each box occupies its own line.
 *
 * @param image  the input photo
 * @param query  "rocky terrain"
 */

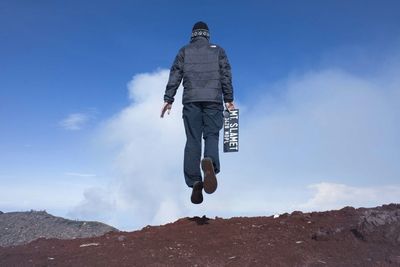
xmin=0 ymin=204 xmax=399 ymax=266
xmin=0 ymin=210 xmax=118 ymax=247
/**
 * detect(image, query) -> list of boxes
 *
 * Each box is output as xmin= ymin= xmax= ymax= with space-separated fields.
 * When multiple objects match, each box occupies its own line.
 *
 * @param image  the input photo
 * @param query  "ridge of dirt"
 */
xmin=1 ymin=204 xmax=400 ymax=266
xmin=0 ymin=210 xmax=118 ymax=247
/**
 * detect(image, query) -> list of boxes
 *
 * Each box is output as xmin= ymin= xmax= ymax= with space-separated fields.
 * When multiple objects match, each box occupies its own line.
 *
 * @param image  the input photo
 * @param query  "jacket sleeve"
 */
xmin=219 ymin=48 xmax=234 ymax=103
xmin=164 ymin=48 xmax=185 ymax=104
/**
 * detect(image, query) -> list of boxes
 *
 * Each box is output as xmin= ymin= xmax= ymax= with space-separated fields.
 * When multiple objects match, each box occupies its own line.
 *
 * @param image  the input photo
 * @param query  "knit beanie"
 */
xmin=191 ymin=21 xmax=210 ymax=40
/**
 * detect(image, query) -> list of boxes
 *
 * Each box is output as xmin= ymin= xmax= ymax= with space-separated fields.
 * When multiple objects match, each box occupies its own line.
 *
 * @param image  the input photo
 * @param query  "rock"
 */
xmin=387 ymin=255 xmax=400 ymax=264
xmin=312 ymin=229 xmax=331 ymax=241
xmin=350 ymin=228 xmax=365 ymax=241
xmin=79 ymin=242 xmax=99 ymax=247
xmin=117 ymin=235 xmax=127 ymax=242
xmin=340 ymin=206 xmax=356 ymax=213
xmin=0 ymin=211 xmax=119 ymax=247
xmin=356 ymin=206 xmax=400 ymax=244
xmin=312 ymin=227 xmax=344 ymax=241
xmin=291 ymin=211 xmax=303 ymax=216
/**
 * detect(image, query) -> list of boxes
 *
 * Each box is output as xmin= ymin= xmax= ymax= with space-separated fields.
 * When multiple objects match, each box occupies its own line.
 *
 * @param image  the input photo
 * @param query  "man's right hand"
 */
xmin=225 ymin=101 xmax=235 ymax=111
xmin=160 ymin=102 xmax=172 ymax=118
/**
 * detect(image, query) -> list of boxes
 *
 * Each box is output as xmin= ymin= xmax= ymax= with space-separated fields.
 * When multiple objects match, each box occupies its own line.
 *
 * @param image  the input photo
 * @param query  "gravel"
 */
xmin=0 ymin=210 xmax=118 ymax=247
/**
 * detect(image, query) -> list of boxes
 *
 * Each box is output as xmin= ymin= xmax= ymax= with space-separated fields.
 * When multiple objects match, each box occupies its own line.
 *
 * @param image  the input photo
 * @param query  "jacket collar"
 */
xmin=190 ymin=36 xmax=209 ymax=44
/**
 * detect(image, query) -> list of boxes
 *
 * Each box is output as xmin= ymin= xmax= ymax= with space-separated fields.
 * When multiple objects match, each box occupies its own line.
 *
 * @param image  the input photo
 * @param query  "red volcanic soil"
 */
xmin=1 ymin=204 xmax=400 ymax=266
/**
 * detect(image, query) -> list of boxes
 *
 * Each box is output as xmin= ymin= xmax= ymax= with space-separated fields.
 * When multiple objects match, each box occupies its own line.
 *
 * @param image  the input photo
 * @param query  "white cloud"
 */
xmin=68 ymin=58 xmax=400 ymax=230
xmin=295 ymin=182 xmax=400 ymax=211
xmin=67 ymin=187 xmax=117 ymax=223
xmin=59 ymin=112 xmax=93 ymax=130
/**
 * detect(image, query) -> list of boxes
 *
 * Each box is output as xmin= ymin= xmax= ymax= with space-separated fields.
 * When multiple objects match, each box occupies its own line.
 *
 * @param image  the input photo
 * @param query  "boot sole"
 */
xmin=201 ymin=158 xmax=217 ymax=194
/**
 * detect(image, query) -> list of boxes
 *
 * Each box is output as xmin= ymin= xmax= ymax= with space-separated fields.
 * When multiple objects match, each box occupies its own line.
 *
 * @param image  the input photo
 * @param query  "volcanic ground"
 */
xmin=1 ymin=204 xmax=399 ymax=266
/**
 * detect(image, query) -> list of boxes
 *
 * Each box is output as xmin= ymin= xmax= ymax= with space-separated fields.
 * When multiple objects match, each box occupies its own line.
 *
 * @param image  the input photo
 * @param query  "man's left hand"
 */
xmin=225 ymin=101 xmax=235 ymax=111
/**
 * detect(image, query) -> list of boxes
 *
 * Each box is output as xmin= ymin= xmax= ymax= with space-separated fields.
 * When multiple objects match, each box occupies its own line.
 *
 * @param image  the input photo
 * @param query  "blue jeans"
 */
xmin=182 ymin=102 xmax=224 ymax=187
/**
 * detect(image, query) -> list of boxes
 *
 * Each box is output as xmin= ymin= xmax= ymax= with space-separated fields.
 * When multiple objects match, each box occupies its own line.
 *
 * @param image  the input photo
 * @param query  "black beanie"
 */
xmin=191 ymin=21 xmax=210 ymax=39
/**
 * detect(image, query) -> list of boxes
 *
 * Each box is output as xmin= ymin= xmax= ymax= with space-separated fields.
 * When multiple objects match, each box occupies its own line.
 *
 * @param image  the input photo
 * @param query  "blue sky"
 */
xmin=1 ymin=1 xmax=400 ymax=230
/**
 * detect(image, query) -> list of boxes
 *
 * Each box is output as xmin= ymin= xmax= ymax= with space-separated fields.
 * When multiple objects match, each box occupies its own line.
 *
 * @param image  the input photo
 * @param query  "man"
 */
xmin=160 ymin=21 xmax=235 ymax=204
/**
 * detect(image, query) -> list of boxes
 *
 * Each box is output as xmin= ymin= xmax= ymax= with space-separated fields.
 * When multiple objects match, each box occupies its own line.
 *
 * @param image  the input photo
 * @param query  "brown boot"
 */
xmin=201 ymin=157 xmax=218 ymax=194
xmin=191 ymin=181 xmax=203 ymax=204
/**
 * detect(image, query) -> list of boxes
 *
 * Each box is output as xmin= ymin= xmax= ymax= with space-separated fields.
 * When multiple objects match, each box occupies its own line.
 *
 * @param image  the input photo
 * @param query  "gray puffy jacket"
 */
xmin=164 ymin=36 xmax=234 ymax=104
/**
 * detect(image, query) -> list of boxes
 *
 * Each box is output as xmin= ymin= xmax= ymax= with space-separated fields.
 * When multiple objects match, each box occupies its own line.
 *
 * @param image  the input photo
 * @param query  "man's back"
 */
xmin=181 ymin=37 xmax=222 ymax=103
xmin=163 ymin=30 xmax=233 ymax=106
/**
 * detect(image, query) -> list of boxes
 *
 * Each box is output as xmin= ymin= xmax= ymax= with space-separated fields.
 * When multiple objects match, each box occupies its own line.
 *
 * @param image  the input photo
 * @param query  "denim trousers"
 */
xmin=182 ymin=102 xmax=224 ymax=187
